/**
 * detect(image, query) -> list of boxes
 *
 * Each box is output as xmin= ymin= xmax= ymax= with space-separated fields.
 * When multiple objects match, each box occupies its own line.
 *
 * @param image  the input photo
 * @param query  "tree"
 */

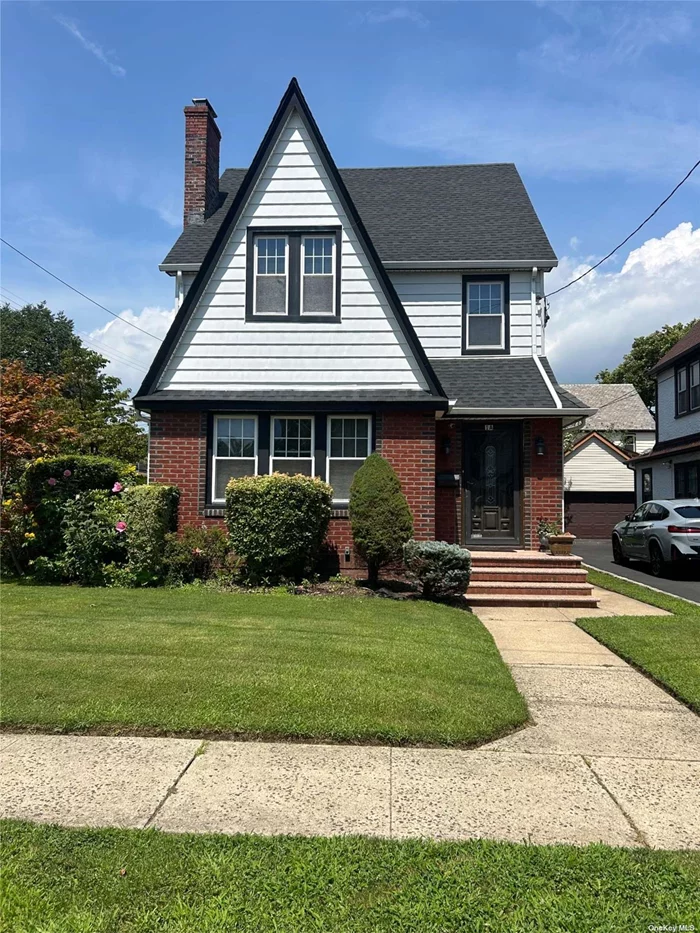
xmin=596 ymin=320 xmax=698 ymax=409
xmin=0 ymin=302 xmax=147 ymax=463
xmin=0 ymin=360 xmax=77 ymax=493
xmin=349 ymin=453 xmax=414 ymax=587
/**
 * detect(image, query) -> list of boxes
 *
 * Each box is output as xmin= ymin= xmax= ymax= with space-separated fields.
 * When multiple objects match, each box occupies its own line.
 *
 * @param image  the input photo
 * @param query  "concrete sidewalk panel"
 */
xmin=510 ymin=666 xmax=681 ymax=711
xmin=153 ymin=741 xmax=391 ymax=838
xmin=0 ymin=735 xmax=200 ymax=829
xmin=589 ymin=757 xmax=700 ymax=850
xmin=391 ymin=749 xmax=639 ymax=846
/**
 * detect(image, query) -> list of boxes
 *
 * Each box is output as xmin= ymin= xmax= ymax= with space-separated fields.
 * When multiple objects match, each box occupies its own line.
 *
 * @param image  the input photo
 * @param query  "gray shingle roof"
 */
xmin=560 ymin=384 xmax=655 ymax=431
xmin=162 ymin=164 xmax=556 ymax=267
xmin=136 ymin=388 xmax=444 ymax=407
xmin=431 ymin=357 xmax=590 ymax=411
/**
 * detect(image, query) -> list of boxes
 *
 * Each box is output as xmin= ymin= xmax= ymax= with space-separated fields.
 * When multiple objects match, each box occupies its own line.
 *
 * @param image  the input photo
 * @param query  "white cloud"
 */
xmin=55 ymin=16 xmax=126 ymax=78
xmin=358 ymin=7 xmax=428 ymax=27
xmin=546 ymin=222 xmax=700 ymax=382
xmin=374 ymin=88 xmax=700 ymax=180
xmin=88 ymin=306 xmax=176 ymax=392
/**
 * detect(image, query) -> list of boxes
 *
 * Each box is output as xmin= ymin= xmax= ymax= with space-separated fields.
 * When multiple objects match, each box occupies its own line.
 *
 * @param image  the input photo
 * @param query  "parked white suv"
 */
xmin=612 ymin=499 xmax=700 ymax=577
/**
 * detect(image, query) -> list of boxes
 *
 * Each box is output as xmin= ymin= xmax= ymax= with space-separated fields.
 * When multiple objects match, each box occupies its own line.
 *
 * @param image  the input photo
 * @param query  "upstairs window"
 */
xmin=212 ymin=416 xmax=257 ymax=502
xmin=676 ymin=357 xmax=700 ymax=416
xmin=327 ymin=416 xmax=371 ymax=504
xmin=677 ymin=367 xmax=688 ymax=414
xmin=691 ymin=361 xmax=700 ymax=411
xmin=463 ymin=276 xmax=509 ymax=353
xmin=247 ymin=229 xmax=341 ymax=322
xmin=271 ymin=416 xmax=314 ymax=476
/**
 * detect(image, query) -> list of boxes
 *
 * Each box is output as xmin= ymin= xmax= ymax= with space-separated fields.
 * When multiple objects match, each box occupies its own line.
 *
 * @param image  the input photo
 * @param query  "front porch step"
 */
xmin=467 ymin=581 xmax=594 ymax=597
xmin=471 ymin=567 xmax=589 ymax=584
xmin=470 ymin=553 xmax=583 ymax=569
xmin=464 ymin=594 xmax=600 ymax=609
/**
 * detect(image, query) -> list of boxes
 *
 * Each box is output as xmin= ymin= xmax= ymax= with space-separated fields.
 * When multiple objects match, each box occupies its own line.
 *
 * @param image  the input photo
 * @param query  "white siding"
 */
xmin=391 ymin=269 xmax=543 ymax=358
xmin=635 ymin=431 xmax=656 ymax=453
xmin=656 ymin=367 xmax=700 ymax=443
xmin=565 ymin=436 xmax=634 ymax=492
xmin=158 ymin=111 xmax=428 ymax=393
xmin=634 ymin=451 xmax=700 ymax=506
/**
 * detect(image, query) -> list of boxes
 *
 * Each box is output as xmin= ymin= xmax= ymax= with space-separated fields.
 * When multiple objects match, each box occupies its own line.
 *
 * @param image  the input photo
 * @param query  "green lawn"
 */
xmin=2 ymin=821 xmax=698 ymax=932
xmin=1 ymin=585 xmax=527 ymax=746
xmin=579 ymin=569 xmax=700 ymax=713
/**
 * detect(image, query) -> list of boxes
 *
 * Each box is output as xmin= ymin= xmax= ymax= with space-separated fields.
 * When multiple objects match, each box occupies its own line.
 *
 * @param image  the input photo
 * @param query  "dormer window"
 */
xmin=246 ymin=228 xmax=341 ymax=322
xmin=462 ymin=275 xmax=510 ymax=354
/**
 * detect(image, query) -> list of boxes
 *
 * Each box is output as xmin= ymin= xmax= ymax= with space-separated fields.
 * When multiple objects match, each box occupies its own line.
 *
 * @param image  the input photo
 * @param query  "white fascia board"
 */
xmin=448 ymin=407 xmax=597 ymax=417
xmin=158 ymin=263 xmax=202 ymax=274
xmin=383 ymin=259 xmax=558 ymax=270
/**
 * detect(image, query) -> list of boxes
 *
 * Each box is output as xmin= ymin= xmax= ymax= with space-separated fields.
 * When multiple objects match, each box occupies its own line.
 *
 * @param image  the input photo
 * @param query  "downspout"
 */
xmin=175 ymin=270 xmax=183 ymax=309
xmin=531 ymin=267 xmax=538 ymax=357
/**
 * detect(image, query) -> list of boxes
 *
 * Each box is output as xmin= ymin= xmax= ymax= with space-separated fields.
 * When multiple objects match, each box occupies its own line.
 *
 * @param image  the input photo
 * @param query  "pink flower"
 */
xmin=63 ymin=470 xmax=72 ymax=478
xmin=192 ymin=547 xmax=203 ymax=556
xmin=115 ymin=521 xmax=127 ymax=533
xmin=47 ymin=477 xmax=57 ymax=487
xmin=112 ymin=482 xmax=123 ymax=493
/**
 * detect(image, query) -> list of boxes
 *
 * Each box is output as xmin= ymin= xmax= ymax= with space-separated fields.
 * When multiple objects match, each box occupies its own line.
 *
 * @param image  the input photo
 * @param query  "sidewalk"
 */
xmin=2 ymin=587 xmax=699 ymax=849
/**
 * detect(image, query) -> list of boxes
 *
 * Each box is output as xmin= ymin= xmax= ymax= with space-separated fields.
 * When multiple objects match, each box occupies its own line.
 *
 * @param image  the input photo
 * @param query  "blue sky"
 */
xmin=1 ymin=0 xmax=699 ymax=390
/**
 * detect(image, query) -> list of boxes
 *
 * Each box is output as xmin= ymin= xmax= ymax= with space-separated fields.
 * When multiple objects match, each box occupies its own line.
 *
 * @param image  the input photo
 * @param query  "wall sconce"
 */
xmin=344 ymin=547 xmax=351 ymax=563
xmin=442 ymin=437 xmax=451 ymax=456
xmin=535 ymin=436 xmax=546 ymax=457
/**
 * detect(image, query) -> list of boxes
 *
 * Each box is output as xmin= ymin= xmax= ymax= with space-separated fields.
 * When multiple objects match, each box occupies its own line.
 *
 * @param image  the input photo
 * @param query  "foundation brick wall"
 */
xmin=435 ymin=419 xmax=462 ymax=543
xmin=522 ymin=418 xmax=564 ymax=549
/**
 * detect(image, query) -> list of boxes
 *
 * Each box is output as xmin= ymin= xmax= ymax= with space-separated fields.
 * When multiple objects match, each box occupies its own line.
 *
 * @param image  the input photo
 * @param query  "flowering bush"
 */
xmin=164 ymin=525 xmax=231 ymax=585
xmin=0 ymin=492 xmax=37 ymax=576
xmin=61 ymin=490 xmax=127 ymax=586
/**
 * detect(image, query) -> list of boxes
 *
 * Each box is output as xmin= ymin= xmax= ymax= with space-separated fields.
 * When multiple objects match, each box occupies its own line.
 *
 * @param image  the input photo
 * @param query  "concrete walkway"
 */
xmin=2 ymin=587 xmax=699 ymax=849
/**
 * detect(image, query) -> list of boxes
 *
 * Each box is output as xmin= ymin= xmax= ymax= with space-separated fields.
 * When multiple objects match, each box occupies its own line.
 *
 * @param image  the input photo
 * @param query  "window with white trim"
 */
xmin=254 ymin=236 xmax=288 ymax=315
xmin=212 ymin=416 xmax=257 ymax=501
xmin=302 ymin=236 xmax=335 ymax=315
xmin=690 ymin=360 xmax=700 ymax=411
xmin=271 ymin=417 xmax=314 ymax=476
xmin=677 ymin=367 xmax=689 ymax=414
xmin=327 ymin=416 xmax=371 ymax=503
xmin=466 ymin=281 xmax=504 ymax=348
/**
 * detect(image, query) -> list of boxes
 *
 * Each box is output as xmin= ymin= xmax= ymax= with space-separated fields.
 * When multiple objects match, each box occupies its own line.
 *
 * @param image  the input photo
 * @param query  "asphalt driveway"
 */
xmin=574 ymin=539 xmax=700 ymax=604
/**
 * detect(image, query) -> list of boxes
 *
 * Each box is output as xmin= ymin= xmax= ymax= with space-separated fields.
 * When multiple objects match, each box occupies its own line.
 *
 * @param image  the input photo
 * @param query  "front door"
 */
xmin=463 ymin=423 xmax=520 ymax=546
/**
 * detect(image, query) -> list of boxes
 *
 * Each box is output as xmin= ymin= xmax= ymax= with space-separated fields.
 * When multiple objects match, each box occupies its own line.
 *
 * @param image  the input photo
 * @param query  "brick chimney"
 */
xmin=183 ymin=98 xmax=221 ymax=227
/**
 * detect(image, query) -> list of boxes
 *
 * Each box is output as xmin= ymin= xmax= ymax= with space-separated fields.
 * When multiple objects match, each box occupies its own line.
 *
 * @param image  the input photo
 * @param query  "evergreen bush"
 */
xmin=403 ymin=540 xmax=472 ymax=599
xmin=349 ymin=453 xmax=413 ymax=586
xmin=121 ymin=484 xmax=179 ymax=586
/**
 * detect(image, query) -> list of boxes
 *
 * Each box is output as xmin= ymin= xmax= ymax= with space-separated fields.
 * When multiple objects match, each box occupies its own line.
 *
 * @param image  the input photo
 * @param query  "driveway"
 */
xmin=574 ymin=538 xmax=700 ymax=604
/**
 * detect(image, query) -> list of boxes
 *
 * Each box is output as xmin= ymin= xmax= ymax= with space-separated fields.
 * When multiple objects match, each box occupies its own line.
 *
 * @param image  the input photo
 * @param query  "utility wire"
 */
xmin=0 ymin=238 xmax=162 ymax=341
xmin=546 ymin=157 xmax=700 ymax=299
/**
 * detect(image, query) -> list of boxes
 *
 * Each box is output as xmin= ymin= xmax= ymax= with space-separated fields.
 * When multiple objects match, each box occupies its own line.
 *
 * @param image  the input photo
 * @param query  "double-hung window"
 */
xmin=248 ymin=228 xmax=340 ymax=321
xmin=327 ymin=416 xmax=371 ymax=504
xmin=463 ymin=277 xmax=508 ymax=352
xmin=271 ymin=417 xmax=314 ymax=475
xmin=677 ymin=367 xmax=689 ymax=414
xmin=212 ymin=416 xmax=257 ymax=502
xmin=675 ymin=358 xmax=700 ymax=416
xmin=690 ymin=361 xmax=700 ymax=411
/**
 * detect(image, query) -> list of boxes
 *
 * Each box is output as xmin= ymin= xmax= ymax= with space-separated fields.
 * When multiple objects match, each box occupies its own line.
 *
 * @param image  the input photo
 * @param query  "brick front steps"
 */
xmin=465 ymin=551 xmax=599 ymax=608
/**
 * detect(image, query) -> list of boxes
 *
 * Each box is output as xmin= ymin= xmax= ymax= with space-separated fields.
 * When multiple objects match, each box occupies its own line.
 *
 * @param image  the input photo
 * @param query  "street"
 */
xmin=574 ymin=539 xmax=700 ymax=605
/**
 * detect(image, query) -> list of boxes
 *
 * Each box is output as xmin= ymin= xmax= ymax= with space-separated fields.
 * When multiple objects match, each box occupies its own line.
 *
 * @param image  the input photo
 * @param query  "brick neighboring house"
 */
xmin=134 ymin=79 xmax=593 ymax=568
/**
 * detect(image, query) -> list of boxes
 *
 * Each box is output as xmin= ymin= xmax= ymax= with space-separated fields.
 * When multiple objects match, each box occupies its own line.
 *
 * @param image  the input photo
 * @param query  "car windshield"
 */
xmin=674 ymin=506 xmax=700 ymax=518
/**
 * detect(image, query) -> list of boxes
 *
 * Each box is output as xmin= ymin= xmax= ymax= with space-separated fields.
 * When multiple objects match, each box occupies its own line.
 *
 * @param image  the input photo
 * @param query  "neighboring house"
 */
xmin=561 ymin=383 xmax=656 ymax=537
xmin=134 ymin=80 xmax=593 ymax=568
xmin=630 ymin=321 xmax=700 ymax=505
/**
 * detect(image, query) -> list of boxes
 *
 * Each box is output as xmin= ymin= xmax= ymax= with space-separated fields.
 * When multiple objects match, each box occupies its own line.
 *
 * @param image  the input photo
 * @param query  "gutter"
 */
xmin=448 ymin=407 xmax=597 ymax=417
xmin=158 ymin=263 xmax=202 ymax=274
xmin=383 ymin=259 xmax=558 ymax=270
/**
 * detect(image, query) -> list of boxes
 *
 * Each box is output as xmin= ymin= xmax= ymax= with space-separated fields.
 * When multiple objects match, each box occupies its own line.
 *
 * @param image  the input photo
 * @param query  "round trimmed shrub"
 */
xmin=225 ymin=473 xmax=332 ymax=584
xmin=349 ymin=453 xmax=413 ymax=586
xmin=403 ymin=539 xmax=472 ymax=599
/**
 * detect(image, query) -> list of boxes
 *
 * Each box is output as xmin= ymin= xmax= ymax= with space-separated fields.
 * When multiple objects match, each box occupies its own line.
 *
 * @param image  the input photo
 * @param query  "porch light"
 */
xmin=535 ymin=436 xmax=546 ymax=457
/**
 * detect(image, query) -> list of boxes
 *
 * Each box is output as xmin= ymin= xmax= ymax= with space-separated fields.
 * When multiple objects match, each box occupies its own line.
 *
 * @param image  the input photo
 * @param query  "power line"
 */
xmin=0 ymin=237 xmax=162 ymax=341
xmin=0 ymin=286 xmax=30 ymax=305
xmin=546 ymin=157 xmax=700 ymax=300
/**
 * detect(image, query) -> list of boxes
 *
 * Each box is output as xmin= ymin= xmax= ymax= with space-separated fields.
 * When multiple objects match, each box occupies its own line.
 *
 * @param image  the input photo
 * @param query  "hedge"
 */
xmin=225 ymin=473 xmax=332 ymax=584
xmin=23 ymin=455 xmax=133 ymax=505
xmin=121 ymin=484 xmax=180 ymax=585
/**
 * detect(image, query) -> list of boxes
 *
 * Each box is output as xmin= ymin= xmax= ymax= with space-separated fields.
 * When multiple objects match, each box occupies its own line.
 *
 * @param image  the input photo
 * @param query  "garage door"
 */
xmin=565 ymin=491 xmax=636 ymax=539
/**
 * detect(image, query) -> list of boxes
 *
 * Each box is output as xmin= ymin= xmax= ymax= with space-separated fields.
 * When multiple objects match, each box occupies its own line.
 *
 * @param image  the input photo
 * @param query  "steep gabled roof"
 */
xmin=162 ymin=167 xmax=557 ymax=268
xmin=136 ymin=78 xmax=445 ymax=404
xmin=650 ymin=320 xmax=700 ymax=374
xmin=565 ymin=431 xmax=637 ymax=461
xmin=560 ymin=383 xmax=655 ymax=431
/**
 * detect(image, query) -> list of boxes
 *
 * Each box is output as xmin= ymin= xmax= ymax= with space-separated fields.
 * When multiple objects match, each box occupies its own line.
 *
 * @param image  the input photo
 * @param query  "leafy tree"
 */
xmin=349 ymin=453 xmax=413 ymax=587
xmin=596 ymin=320 xmax=698 ymax=409
xmin=0 ymin=302 xmax=147 ymax=463
xmin=0 ymin=360 xmax=77 ymax=493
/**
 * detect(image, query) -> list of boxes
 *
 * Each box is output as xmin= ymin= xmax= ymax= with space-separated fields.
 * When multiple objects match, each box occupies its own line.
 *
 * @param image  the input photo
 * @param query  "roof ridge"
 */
xmin=222 ymin=162 xmax=518 ymax=172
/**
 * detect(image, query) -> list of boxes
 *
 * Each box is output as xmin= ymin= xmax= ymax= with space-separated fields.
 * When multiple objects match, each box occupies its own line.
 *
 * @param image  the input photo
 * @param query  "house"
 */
xmin=630 ymin=321 xmax=700 ymax=504
xmin=561 ymin=383 xmax=656 ymax=537
xmin=134 ymin=79 xmax=594 ymax=573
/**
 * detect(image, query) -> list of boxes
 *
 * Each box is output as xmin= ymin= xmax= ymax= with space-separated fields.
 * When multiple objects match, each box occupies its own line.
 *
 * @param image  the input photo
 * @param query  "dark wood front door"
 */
xmin=463 ymin=423 xmax=521 ymax=546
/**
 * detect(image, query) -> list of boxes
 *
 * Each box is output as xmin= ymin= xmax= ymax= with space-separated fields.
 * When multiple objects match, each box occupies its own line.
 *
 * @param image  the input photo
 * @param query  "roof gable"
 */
xmin=137 ymin=79 xmax=444 ymax=401
xmin=565 ymin=431 xmax=636 ymax=461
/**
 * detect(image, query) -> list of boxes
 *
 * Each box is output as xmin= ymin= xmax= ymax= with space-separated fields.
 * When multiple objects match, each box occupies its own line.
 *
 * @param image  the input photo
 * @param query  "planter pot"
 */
xmin=538 ymin=533 xmax=550 ymax=552
xmin=548 ymin=533 xmax=576 ymax=556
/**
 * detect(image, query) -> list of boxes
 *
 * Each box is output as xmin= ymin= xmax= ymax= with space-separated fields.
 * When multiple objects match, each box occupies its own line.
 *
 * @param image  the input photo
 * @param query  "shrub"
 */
xmin=403 ymin=540 xmax=472 ymax=599
xmin=225 ymin=473 xmax=332 ymax=584
xmin=349 ymin=453 xmax=413 ymax=586
xmin=120 ymin=485 xmax=179 ymax=586
xmin=62 ymin=490 xmax=126 ymax=586
xmin=164 ymin=525 xmax=230 ymax=585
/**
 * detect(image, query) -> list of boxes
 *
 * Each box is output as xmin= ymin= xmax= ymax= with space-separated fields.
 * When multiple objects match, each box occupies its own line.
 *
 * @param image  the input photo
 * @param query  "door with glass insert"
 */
xmin=463 ymin=423 xmax=520 ymax=545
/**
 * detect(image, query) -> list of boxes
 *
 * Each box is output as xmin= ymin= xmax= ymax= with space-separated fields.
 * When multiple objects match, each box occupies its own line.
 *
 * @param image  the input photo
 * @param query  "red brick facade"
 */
xmin=183 ymin=100 xmax=221 ymax=227
xmin=149 ymin=410 xmax=562 ymax=560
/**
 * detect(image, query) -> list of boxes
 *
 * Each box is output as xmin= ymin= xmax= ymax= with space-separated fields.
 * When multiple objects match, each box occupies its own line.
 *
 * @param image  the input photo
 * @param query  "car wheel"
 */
xmin=612 ymin=536 xmax=627 ymax=565
xmin=649 ymin=541 xmax=666 ymax=577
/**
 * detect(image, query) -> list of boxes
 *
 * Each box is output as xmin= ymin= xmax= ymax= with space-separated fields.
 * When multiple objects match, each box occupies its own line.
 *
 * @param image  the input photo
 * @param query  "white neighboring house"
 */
xmin=630 ymin=321 xmax=700 ymax=506
xmin=562 ymin=383 xmax=656 ymax=537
